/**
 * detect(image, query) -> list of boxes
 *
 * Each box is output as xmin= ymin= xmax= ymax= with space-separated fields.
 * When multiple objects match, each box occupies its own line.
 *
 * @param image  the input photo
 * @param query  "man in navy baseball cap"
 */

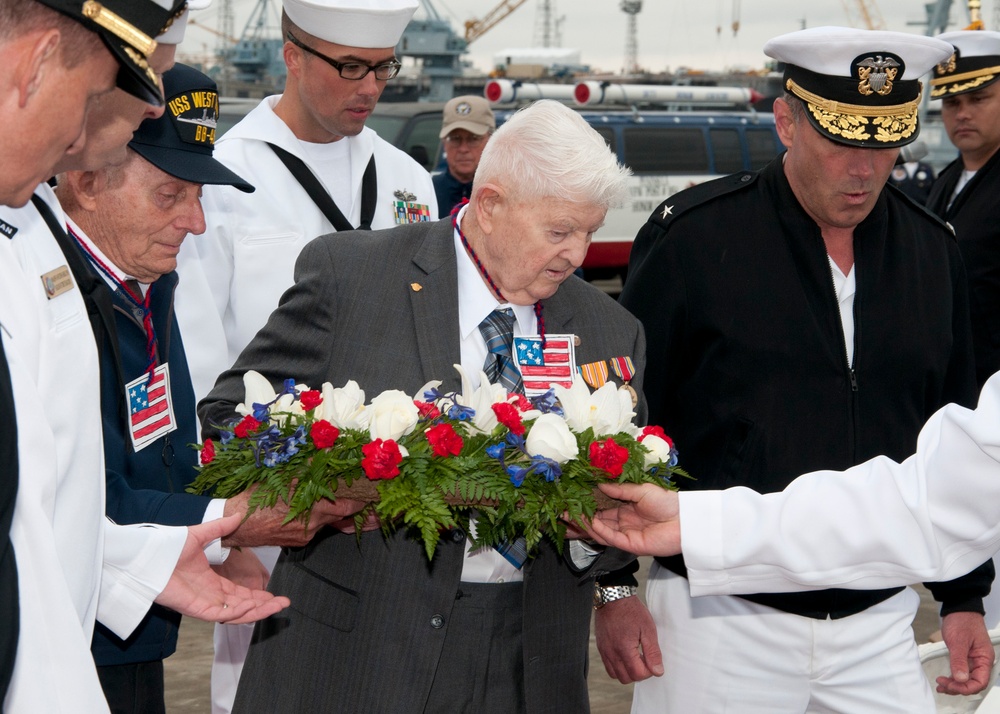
xmin=53 ymin=62 xmax=254 ymax=712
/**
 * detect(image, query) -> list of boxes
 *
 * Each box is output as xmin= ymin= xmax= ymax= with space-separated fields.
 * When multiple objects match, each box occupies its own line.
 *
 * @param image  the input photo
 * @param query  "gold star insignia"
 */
xmin=661 ymin=205 xmax=673 ymax=219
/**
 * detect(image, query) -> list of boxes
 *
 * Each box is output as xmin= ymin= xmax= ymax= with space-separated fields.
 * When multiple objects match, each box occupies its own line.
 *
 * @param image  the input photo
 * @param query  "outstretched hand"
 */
xmin=584 ymin=483 xmax=682 ymax=557
xmin=155 ymin=514 xmax=290 ymax=624
xmin=222 ymin=488 xmax=372 ymax=548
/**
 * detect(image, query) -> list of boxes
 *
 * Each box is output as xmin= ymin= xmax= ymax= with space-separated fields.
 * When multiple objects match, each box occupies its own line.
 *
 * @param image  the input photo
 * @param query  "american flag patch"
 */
xmin=393 ymin=201 xmax=431 ymax=225
xmin=513 ymin=334 xmax=578 ymax=398
xmin=126 ymin=363 xmax=176 ymax=452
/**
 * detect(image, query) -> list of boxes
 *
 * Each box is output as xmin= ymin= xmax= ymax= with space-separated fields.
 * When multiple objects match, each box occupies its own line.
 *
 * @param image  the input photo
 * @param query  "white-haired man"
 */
xmin=171 ymin=2 xmax=437 ymax=708
xmin=199 ymin=99 xmax=642 ymax=713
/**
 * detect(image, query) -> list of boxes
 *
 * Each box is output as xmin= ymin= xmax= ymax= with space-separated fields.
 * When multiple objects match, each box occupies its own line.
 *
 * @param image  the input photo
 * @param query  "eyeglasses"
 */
xmin=444 ymin=133 xmax=487 ymax=147
xmin=286 ymin=32 xmax=402 ymax=81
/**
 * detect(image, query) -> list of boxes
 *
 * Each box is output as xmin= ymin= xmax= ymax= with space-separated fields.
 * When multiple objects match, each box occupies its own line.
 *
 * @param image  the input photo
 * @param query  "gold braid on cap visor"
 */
xmin=82 ymin=1 xmax=157 ymax=57
xmin=786 ymin=77 xmax=921 ymax=144
xmin=930 ymin=66 xmax=1000 ymax=97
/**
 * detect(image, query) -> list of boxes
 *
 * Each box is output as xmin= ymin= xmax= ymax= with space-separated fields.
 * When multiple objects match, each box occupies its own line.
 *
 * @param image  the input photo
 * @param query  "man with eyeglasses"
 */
xmin=170 ymin=0 xmax=436 ymax=710
xmin=434 ymin=95 xmax=496 ymax=218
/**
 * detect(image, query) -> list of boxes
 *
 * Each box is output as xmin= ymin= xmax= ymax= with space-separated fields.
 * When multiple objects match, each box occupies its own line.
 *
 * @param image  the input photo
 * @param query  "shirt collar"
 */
xmin=67 ymin=216 xmax=148 ymax=294
xmin=453 ymin=205 xmax=535 ymax=341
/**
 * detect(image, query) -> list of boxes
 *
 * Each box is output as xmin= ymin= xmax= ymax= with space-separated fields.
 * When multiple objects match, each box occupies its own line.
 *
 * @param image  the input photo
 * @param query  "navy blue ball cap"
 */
xmin=128 ymin=63 xmax=254 ymax=193
xmin=35 ymin=0 xmax=186 ymax=107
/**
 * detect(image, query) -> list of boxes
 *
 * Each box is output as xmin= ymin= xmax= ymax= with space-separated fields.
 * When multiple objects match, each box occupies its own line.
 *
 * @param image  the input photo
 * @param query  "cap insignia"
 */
xmin=937 ymin=53 xmax=958 ymax=76
xmin=455 ymin=102 xmax=472 ymax=115
xmin=169 ymin=90 xmax=219 ymax=146
xmin=857 ymin=55 xmax=900 ymax=96
xmin=123 ymin=46 xmax=158 ymax=86
xmin=82 ymin=1 xmax=157 ymax=57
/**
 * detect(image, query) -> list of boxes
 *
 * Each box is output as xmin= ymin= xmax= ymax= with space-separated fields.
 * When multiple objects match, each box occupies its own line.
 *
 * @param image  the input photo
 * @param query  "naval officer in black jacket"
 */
xmin=598 ymin=26 xmax=995 ymax=713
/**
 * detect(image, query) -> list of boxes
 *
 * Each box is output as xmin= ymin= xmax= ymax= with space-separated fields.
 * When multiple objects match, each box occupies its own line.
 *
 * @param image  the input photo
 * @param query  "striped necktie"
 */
xmin=478 ymin=308 xmax=528 ymax=568
xmin=478 ymin=308 xmax=523 ymax=395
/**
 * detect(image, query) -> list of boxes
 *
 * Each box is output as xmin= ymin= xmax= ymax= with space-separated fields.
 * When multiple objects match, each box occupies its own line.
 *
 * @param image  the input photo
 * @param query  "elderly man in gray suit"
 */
xmin=200 ymin=99 xmax=644 ymax=714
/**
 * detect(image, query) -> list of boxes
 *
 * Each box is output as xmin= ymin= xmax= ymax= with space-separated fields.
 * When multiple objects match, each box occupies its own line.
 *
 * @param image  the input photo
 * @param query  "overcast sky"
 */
xmin=179 ymin=0 xmax=989 ymax=76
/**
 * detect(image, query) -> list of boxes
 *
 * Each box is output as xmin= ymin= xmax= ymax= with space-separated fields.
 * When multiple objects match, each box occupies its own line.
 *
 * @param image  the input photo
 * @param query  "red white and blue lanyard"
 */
xmin=68 ymin=225 xmax=158 ymax=376
xmin=451 ymin=200 xmax=547 ymax=348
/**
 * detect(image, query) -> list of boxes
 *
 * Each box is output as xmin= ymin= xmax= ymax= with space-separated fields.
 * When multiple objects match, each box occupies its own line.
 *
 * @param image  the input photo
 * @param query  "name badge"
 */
xmin=513 ymin=334 xmax=578 ymax=398
xmin=40 ymin=265 xmax=74 ymax=299
xmin=125 ymin=363 xmax=177 ymax=452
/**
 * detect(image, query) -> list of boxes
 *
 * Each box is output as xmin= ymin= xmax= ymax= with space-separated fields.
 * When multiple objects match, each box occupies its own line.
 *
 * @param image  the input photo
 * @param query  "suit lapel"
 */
xmin=409 ymin=221 xmax=463 ymax=392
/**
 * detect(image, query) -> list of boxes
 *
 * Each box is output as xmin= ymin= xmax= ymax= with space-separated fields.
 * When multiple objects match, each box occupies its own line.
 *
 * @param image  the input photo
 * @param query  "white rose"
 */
xmin=641 ymin=434 xmax=673 ymax=468
xmin=368 ymin=390 xmax=420 ymax=441
xmin=525 ymin=413 xmax=578 ymax=464
xmin=316 ymin=380 xmax=369 ymax=430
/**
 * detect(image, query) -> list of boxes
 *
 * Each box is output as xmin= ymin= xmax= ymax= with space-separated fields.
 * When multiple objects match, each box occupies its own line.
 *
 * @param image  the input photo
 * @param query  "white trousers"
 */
xmin=210 ymin=546 xmax=280 ymax=714
xmin=633 ymin=564 xmax=934 ymax=714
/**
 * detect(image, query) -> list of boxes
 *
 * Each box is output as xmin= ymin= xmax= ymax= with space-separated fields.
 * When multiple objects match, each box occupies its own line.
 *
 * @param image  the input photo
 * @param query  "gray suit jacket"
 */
xmin=202 ymin=219 xmax=647 ymax=714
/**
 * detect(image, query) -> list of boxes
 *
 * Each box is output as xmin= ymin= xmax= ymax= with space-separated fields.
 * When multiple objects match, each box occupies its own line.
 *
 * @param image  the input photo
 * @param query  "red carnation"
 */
xmin=310 ymin=420 xmax=340 ymax=449
xmin=200 ymin=438 xmax=215 ymax=465
xmin=588 ymin=438 xmax=629 ymax=478
xmin=414 ymin=400 xmax=441 ymax=419
xmin=300 ymin=389 xmax=323 ymax=411
xmin=361 ymin=438 xmax=403 ymax=480
xmin=492 ymin=402 xmax=525 ymax=436
xmin=234 ymin=415 xmax=262 ymax=438
xmin=510 ymin=393 xmax=532 ymax=412
xmin=426 ymin=422 xmax=463 ymax=457
xmin=639 ymin=425 xmax=673 ymax=448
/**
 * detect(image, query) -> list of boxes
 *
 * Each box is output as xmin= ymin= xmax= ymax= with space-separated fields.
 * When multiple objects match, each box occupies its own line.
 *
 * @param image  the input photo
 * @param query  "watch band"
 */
xmin=593 ymin=584 xmax=639 ymax=609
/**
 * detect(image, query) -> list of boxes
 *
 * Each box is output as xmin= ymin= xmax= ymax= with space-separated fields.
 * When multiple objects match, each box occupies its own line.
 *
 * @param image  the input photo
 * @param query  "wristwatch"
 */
xmin=593 ymin=584 xmax=639 ymax=609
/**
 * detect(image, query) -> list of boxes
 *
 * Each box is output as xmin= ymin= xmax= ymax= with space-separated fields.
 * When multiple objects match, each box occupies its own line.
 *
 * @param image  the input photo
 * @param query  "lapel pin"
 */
xmin=410 ymin=282 xmax=423 ymax=292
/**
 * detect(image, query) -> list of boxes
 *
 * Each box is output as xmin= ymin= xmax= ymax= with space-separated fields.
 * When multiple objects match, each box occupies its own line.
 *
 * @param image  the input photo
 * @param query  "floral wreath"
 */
xmin=191 ymin=365 xmax=686 ymax=559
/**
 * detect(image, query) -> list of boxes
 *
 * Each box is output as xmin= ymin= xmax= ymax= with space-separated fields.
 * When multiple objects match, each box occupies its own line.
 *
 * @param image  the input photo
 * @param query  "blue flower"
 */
xmin=423 ymin=386 xmax=446 ymax=402
xmin=486 ymin=442 xmax=506 ymax=460
xmin=530 ymin=389 xmax=563 ymax=416
xmin=219 ymin=430 xmax=234 ymax=445
xmin=251 ymin=402 xmax=271 ymax=422
xmin=447 ymin=404 xmax=475 ymax=421
xmin=530 ymin=456 xmax=561 ymax=483
xmin=507 ymin=464 xmax=528 ymax=487
xmin=280 ymin=378 xmax=297 ymax=396
xmin=505 ymin=431 xmax=525 ymax=449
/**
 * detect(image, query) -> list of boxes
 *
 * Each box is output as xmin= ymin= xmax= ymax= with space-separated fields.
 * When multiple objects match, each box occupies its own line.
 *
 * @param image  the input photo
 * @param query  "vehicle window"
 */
xmin=594 ymin=127 xmax=616 ymax=154
xmin=747 ymin=128 xmax=780 ymax=170
xmin=366 ymin=116 xmax=407 ymax=144
xmin=622 ymin=127 xmax=709 ymax=174
xmin=403 ymin=115 xmax=443 ymax=172
xmin=709 ymin=128 xmax=744 ymax=174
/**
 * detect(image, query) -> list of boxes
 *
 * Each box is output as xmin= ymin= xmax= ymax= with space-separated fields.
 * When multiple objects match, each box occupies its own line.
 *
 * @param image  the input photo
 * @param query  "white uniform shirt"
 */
xmin=0 ymin=186 xmax=185 ymax=713
xmin=679 ymin=367 xmax=1000 ymax=597
xmin=174 ymin=95 xmax=438 ymax=404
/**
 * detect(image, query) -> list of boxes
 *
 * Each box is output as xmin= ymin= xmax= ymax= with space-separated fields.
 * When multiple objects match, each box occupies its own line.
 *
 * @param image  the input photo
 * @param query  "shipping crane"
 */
xmin=465 ymin=0 xmax=529 ymax=44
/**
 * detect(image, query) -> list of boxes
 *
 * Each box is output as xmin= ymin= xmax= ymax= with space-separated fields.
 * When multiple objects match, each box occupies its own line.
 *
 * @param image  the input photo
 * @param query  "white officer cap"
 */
xmin=765 ymin=26 xmax=953 ymax=147
xmin=282 ymin=0 xmax=418 ymax=48
xmin=157 ymin=0 xmax=212 ymax=46
xmin=931 ymin=31 xmax=1000 ymax=98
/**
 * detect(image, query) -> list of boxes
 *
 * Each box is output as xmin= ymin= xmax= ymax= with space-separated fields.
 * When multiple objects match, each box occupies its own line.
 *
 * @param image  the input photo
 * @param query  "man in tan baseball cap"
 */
xmin=434 ymin=94 xmax=495 ymax=217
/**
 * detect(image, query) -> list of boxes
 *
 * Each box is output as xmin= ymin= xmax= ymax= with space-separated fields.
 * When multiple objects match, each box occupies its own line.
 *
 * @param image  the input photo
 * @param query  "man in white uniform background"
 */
xmin=172 ymin=1 xmax=436 ymax=710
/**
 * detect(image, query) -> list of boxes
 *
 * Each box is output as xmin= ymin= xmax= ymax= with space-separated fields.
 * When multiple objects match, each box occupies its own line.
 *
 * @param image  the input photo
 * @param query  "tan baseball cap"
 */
xmin=439 ymin=95 xmax=496 ymax=138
